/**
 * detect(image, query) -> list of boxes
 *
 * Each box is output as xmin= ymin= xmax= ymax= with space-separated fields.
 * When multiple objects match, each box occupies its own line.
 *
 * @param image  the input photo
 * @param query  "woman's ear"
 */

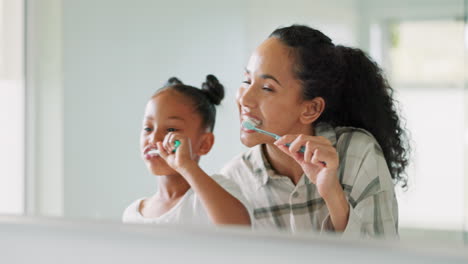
xmin=196 ymin=132 xmax=215 ymax=156
xmin=300 ymin=97 xmax=325 ymax=125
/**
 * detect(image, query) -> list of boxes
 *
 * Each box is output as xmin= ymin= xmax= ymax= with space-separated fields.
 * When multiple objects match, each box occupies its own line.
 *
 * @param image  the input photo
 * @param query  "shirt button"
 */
xmin=292 ymin=192 xmax=299 ymax=198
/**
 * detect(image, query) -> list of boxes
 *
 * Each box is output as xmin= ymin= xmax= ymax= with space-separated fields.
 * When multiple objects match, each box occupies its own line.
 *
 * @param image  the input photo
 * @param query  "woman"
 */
xmin=221 ymin=24 xmax=409 ymax=238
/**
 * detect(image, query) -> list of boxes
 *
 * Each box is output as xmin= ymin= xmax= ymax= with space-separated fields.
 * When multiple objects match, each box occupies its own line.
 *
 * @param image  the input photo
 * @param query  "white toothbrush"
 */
xmin=147 ymin=140 xmax=181 ymax=156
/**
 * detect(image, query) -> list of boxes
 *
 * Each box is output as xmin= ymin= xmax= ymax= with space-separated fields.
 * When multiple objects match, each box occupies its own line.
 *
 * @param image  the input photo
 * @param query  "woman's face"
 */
xmin=237 ymin=37 xmax=306 ymax=147
xmin=140 ymin=90 xmax=204 ymax=176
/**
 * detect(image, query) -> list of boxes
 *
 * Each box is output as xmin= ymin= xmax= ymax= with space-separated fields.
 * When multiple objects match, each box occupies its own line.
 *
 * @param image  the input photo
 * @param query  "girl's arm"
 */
xmin=157 ymin=133 xmax=251 ymax=226
xmin=178 ymin=163 xmax=251 ymax=226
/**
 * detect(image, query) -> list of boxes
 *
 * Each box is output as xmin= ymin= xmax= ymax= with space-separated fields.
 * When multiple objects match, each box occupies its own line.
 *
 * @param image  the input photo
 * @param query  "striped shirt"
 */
xmin=220 ymin=123 xmax=398 ymax=238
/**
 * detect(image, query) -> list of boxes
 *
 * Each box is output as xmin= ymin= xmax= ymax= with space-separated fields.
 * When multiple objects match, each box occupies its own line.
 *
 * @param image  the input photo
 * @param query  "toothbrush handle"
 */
xmin=172 ymin=140 xmax=181 ymax=153
xmin=284 ymin=143 xmax=326 ymax=166
xmin=284 ymin=143 xmax=306 ymax=153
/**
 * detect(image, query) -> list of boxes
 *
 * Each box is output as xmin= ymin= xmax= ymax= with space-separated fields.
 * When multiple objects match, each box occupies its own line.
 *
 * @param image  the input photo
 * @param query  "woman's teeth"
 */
xmin=244 ymin=117 xmax=262 ymax=127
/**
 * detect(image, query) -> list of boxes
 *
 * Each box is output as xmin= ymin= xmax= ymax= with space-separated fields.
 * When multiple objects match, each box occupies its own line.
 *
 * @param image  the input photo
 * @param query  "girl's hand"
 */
xmin=156 ymin=132 xmax=197 ymax=173
xmin=274 ymin=134 xmax=340 ymax=199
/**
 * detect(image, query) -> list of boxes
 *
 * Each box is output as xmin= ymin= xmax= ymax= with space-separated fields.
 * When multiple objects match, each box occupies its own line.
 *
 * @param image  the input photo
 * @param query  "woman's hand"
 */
xmin=156 ymin=132 xmax=197 ymax=173
xmin=274 ymin=134 xmax=340 ymax=199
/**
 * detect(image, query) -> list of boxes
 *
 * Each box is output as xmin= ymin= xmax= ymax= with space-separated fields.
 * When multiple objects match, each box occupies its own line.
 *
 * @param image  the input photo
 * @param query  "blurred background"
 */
xmin=0 ymin=0 xmax=467 ymax=244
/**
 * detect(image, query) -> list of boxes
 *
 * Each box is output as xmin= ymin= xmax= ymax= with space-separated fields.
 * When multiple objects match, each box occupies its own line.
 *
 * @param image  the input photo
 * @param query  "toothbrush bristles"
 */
xmin=242 ymin=119 xmax=257 ymax=130
xmin=147 ymin=149 xmax=160 ymax=155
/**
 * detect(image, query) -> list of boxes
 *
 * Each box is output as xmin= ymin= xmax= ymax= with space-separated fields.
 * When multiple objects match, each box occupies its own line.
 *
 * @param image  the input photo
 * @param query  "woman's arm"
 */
xmin=321 ymin=183 xmax=349 ymax=231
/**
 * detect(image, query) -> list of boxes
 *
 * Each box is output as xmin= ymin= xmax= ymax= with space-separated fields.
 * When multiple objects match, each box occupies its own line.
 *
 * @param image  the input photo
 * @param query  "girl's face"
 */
xmin=237 ymin=37 xmax=308 ymax=147
xmin=140 ymin=90 xmax=205 ymax=176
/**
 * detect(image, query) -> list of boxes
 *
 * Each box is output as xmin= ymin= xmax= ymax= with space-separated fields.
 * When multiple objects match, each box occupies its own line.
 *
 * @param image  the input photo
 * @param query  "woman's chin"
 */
xmin=240 ymin=133 xmax=269 ymax=148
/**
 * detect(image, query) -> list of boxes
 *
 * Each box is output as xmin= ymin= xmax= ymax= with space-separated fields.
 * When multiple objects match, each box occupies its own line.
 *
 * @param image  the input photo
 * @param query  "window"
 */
xmin=386 ymin=20 xmax=465 ymax=230
xmin=0 ymin=0 xmax=25 ymax=215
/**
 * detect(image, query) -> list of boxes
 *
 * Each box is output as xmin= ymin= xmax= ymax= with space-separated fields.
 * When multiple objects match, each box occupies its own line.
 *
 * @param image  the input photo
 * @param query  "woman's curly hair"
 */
xmin=270 ymin=25 xmax=410 ymax=188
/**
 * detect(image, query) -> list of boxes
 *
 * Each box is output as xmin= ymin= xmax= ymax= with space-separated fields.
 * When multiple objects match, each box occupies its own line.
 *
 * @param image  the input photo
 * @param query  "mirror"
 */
xmin=1 ymin=0 xmax=467 ymax=244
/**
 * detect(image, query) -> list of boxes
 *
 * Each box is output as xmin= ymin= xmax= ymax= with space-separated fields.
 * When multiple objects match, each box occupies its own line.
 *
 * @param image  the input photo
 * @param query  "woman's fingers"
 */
xmin=274 ymin=134 xmax=336 ymax=167
xmin=304 ymin=141 xmax=314 ymax=162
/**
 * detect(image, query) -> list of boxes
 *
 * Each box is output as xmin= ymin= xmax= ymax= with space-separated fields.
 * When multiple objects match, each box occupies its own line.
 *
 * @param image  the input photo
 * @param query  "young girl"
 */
xmin=123 ymin=75 xmax=251 ymax=226
xmin=221 ymin=25 xmax=409 ymax=237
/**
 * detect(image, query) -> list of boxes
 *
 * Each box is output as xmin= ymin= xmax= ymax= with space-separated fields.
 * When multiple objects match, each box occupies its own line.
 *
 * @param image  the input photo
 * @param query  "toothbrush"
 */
xmin=242 ymin=119 xmax=306 ymax=152
xmin=242 ymin=119 xmax=326 ymax=166
xmin=147 ymin=140 xmax=181 ymax=156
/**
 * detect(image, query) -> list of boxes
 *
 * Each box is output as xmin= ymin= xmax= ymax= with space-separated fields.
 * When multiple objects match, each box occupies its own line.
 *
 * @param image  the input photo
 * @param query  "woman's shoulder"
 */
xmin=334 ymin=126 xmax=394 ymax=193
xmin=335 ymin=126 xmax=383 ymax=156
xmin=220 ymin=146 xmax=261 ymax=175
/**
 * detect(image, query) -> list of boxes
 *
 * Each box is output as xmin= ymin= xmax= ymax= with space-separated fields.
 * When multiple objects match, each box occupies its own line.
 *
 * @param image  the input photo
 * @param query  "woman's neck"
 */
xmin=263 ymin=144 xmax=303 ymax=185
xmin=156 ymin=174 xmax=191 ymax=200
xmin=263 ymin=124 xmax=315 ymax=185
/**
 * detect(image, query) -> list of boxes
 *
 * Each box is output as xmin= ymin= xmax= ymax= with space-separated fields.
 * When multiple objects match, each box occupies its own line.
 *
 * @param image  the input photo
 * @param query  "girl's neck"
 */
xmin=263 ymin=125 xmax=315 ymax=185
xmin=156 ymin=174 xmax=191 ymax=200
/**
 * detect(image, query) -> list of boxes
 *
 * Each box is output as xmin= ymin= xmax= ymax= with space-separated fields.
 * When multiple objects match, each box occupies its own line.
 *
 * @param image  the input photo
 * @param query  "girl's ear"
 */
xmin=197 ymin=132 xmax=215 ymax=156
xmin=300 ymin=97 xmax=325 ymax=125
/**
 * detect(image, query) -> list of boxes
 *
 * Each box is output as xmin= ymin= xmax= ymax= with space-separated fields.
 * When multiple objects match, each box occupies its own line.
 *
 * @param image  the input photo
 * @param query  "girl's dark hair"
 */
xmin=154 ymin=74 xmax=224 ymax=132
xmin=270 ymin=24 xmax=409 ymax=188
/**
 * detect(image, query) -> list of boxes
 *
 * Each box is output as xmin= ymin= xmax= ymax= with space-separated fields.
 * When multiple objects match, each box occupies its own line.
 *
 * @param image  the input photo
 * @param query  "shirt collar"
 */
xmin=242 ymin=144 xmax=271 ymax=189
xmin=315 ymin=122 xmax=337 ymax=147
xmin=244 ymin=122 xmax=337 ymax=189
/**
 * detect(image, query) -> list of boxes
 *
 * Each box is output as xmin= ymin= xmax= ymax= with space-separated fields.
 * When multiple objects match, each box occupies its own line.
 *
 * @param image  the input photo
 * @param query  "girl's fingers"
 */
xmin=156 ymin=142 xmax=169 ymax=159
xmin=163 ymin=132 xmax=183 ymax=152
xmin=162 ymin=133 xmax=171 ymax=152
xmin=168 ymin=133 xmax=179 ymax=150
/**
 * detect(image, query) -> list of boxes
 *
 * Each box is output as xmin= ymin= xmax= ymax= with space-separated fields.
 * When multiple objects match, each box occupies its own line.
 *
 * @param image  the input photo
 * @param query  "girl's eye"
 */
xmin=166 ymin=128 xmax=177 ymax=132
xmin=242 ymin=80 xmax=251 ymax=85
xmin=143 ymin=127 xmax=152 ymax=132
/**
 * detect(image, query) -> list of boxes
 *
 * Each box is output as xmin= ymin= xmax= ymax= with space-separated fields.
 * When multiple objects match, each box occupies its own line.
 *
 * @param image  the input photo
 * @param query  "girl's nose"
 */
xmin=149 ymin=130 xmax=164 ymax=145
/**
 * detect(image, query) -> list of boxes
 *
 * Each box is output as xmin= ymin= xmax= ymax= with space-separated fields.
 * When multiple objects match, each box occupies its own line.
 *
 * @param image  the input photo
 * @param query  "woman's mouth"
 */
xmin=241 ymin=116 xmax=262 ymax=132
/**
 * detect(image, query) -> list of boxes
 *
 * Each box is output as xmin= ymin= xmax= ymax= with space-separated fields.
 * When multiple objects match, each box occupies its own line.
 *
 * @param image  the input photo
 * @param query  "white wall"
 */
xmin=54 ymin=0 xmax=360 ymax=220
xmin=61 ymin=0 xmax=249 ymax=220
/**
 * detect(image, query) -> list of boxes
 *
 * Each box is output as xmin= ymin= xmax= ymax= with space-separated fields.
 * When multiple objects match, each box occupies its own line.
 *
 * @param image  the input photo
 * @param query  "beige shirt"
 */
xmin=221 ymin=123 xmax=398 ymax=238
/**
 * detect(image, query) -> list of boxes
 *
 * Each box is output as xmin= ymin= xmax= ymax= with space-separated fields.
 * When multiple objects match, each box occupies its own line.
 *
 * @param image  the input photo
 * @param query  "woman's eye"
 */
xmin=262 ymin=86 xmax=274 ymax=92
xmin=143 ymin=127 xmax=152 ymax=132
xmin=242 ymin=80 xmax=251 ymax=85
xmin=166 ymin=128 xmax=177 ymax=132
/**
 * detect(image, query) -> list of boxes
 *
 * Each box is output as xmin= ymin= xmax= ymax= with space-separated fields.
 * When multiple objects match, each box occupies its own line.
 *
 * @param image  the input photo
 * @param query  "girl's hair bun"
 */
xmin=166 ymin=77 xmax=183 ymax=86
xmin=201 ymin=74 xmax=224 ymax=105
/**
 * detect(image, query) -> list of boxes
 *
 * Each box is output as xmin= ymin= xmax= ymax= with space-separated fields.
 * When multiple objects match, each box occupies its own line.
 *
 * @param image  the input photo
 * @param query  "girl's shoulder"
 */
xmin=122 ymin=197 xmax=146 ymax=222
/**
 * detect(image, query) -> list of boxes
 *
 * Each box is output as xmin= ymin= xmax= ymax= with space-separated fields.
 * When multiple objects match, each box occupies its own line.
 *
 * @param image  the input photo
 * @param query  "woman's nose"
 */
xmin=237 ymin=85 xmax=256 ymax=108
